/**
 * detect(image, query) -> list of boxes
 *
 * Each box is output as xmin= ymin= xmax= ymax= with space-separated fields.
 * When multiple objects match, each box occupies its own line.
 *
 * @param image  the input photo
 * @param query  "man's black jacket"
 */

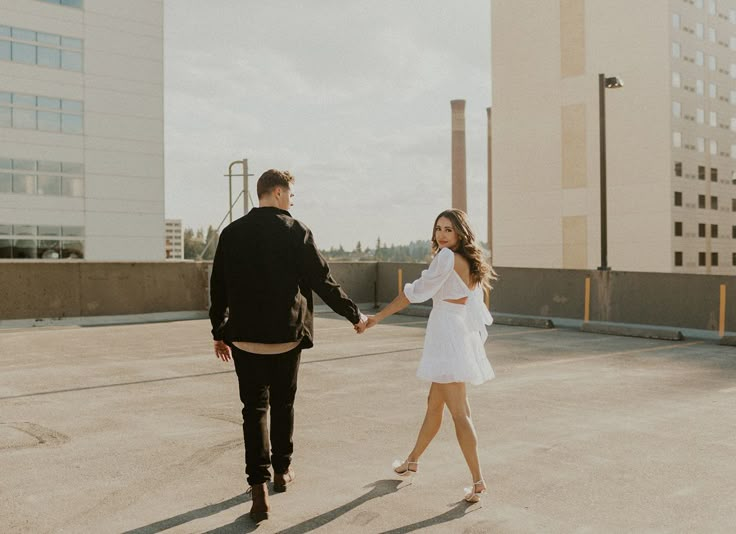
xmin=209 ymin=207 xmax=361 ymax=348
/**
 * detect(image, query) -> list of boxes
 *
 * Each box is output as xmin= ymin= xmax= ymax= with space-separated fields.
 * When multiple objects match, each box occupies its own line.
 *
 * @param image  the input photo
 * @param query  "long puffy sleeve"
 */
xmin=403 ymin=247 xmax=454 ymax=303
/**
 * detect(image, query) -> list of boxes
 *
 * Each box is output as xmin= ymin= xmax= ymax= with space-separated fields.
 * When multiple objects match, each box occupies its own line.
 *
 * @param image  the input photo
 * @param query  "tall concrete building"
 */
xmin=0 ymin=0 xmax=164 ymax=260
xmin=165 ymin=218 xmax=182 ymax=260
xmin=491 ymin=0 xmax=736 ymax=273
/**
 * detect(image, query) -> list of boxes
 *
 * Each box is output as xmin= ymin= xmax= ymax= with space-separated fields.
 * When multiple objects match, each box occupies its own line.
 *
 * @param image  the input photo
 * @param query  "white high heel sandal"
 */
xmin=392 ymin=459 xmax=418 ymax=477
xmin=463 ymin=479 xmax=487 ymax=503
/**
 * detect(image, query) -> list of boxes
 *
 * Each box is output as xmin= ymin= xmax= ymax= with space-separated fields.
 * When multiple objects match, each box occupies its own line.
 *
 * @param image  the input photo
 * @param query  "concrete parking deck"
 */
xmin=1 ymin=314 xmax=735 ymax=533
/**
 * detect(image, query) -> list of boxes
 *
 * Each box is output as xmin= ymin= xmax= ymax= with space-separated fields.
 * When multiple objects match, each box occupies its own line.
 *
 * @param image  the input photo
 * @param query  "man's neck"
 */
xmin=258 ymin=198 xmax=279 ymax=209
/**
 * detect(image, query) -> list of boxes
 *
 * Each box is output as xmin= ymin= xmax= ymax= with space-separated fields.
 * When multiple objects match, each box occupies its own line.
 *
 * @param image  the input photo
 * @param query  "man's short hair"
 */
xmin=257 ymin=169 xmax=295 ymax=199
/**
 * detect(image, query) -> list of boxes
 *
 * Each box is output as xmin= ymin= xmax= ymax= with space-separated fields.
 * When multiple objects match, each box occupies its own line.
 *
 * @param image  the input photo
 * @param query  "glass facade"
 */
xmin=0 ymin=25 xmax=82 ymax=72
xmin=0 ymin=224 xmax=84 ymax=259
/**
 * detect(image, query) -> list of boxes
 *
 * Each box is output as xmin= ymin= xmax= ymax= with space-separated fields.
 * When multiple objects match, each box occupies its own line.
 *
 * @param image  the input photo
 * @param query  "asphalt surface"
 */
xmin=1 ymin=313 xmax=735 ymax=533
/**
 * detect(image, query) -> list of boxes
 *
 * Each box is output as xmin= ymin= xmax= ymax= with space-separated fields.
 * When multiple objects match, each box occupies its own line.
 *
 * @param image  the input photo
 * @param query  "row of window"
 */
xmin=672 ymin=132 xmax=736 ymax=157
xmin=672 ymin=103 xmax=736 ymax=130
xmin=0 ymin=91 xmax=83 ymax=134
xmin=677 ymin=0 xmax=736 ymax=18
xmin=674 ymin=191 xmax=734 ymax=210
xmin=0 ymin=224 xmax=85 ymax=259
xmin=37 ymin=0 xmax=83 ymax=7
xmin=0 ymin=238 xmax=84 ymax=259
xmin=674 ymin=222 xmax=736 ymax=237
xmin=0 ymin=25 xmax=82 ymax=72
xmin=671 ymin=72 xmax=734 ymax=101
xmin=672 ymin=42 xmax=734 ymax=71
xmin=673 ymin=162 xmax=736 ymax=183
xmin=0 ymin=157 xmax=84 ymax=197
xmin=674 ymin=251 xmax=734 ymax=267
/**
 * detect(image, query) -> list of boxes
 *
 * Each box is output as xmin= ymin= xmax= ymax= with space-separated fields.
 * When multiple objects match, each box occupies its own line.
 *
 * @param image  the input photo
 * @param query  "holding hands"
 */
xmin=354 ymin=313 xmax=380 ymax=334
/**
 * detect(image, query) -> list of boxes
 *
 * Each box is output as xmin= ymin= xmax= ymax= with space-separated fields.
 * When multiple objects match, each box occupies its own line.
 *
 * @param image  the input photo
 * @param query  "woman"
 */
xmin=366 ymin=209 xmax=496 ymax=503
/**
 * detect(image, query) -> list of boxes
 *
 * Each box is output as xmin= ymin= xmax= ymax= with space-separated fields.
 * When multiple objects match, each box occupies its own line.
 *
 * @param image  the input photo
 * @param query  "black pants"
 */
xmin=232 ymin=345 xmax=301 ymax=486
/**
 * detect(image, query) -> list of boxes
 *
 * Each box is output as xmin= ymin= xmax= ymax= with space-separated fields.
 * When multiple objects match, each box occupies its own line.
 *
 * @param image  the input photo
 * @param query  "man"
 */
xmin=209 ymin=169 xmax=367 ymax=523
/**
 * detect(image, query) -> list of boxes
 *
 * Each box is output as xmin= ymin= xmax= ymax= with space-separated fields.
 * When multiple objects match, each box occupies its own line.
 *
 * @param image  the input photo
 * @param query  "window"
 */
xmin=708 ymin=27 xmax=716 ymax=42
xmin=673 ymin=13 xmax=681 ymax=29
xmin=697 ymin=137 xmax=705 ymax=152
xmin=0 ymin=91 xmax=83 ymax=134
xmin=0 ymin=24 xmax=82 ymax=72
xmin=731 ymin=64 xmax=736 ymax=79
xmin=699 ymin=194 xmax=706 ymax=208
xmin=672 ymin=42 xmax=681 ymax=58
xmin=711 ymin=196 xmax=718 ymax=210
xmin=709 ymin=83 xmax=717 ymax=98
xmin=699 ymin=165 xmax=706 ymax=180
xmin=696 ymin=0 xmax=704 ymax=9
xmin=731 ymin=118 xmax=736 ymax=131
xmin=699 ymin=223 xmax=707 ymax=237
xmin=675 ymin=222 xmax=683 ymax=236
xmin=697 ymin=22 xmax=704 ymax=38
xmin=696 ymin=50 xmax=704 ymax=66
xmin=732 ymin=36 xmax=736 ymax=50
xmin=699 ymin=252 xmax=706 ymax=266
xmin=36 ymin=0 xmax=84 ymax=8
xmin=733 ymin=225 xmax=736 ymax=238
xmin=675 ymin=191 xmax=683 ymax=206
xmin=673 ymin=72 xmax=681 ymax=88
xmin=711 ymin=168 xmax=718 ymax=182
xmin=710 ymin=111 xmax=717 ymax=126
xmin=731 ymin=90 xmax=736 ymax=104
xmin=731 ymin=9 xmax=736 ymax=23
xmin=733 ymin=198 xmax=736 ymax=211
xmin=697 ymin=108 xmax=705 ymax=124
xmin=711 ymin=224 xmax=719 ymax=238
xmin=0 ymin=224 xmax=84 ymax=259
xmin=675 ymin=252 xmax=683 ymax=266
xmin=675 ymin=162 xmax=682 ymax=176
xmin=712 ymin=252 xmax=719 ymax=266
xmin=0 ymin=157 xmax=83 ymax=197
xmin=696 ymin=79 xmax=704 ymax=95
xmin=673 ymin=101 xmax=681 ymax=118
xmin=709 ymin=0 xmax=716 ymax=16
xmin=732 ymin=145 xmax=736 ymax=159
xmin=733 ymin=253 xmax=736 ymax=266
xmin=710 ymin=139 xmax=718 ymax=155
xmin=673 ymin=132 xmax=682 ymax=148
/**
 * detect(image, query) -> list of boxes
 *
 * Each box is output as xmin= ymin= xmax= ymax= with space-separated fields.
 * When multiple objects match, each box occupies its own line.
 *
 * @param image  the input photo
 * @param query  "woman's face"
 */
xmin=434 ymin=216 xmax=459 ymax=250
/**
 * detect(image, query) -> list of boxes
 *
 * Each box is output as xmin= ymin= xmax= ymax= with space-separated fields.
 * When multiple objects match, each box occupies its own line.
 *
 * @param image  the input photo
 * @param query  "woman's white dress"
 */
xmin=403 ymin=247 xmax=495 ymax=385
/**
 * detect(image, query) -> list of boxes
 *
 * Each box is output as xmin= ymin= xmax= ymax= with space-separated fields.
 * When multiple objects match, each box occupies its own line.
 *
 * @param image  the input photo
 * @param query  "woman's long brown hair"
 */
xmin=430 ymin=209 xmax=497 ymax=290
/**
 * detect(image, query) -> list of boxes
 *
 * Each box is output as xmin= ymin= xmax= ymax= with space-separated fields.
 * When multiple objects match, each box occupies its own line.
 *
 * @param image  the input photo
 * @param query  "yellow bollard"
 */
xmin=719 ymin=284 xmax=726 ymax=337
xmin=584 ymin=277 xmax=591 ymax=322
xmin=398 ymin=268 xmax=403 ymax=296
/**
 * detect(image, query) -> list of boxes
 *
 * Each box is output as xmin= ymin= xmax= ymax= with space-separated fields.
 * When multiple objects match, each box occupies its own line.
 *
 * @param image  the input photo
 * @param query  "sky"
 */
xmin=164 ymin=1 xmax=491 ymax=250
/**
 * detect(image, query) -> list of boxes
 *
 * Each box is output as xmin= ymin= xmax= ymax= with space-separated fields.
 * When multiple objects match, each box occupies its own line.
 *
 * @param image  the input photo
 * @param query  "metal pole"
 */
xmin=227 ymin=165 xmax=233 ymax=224
xmin=598 ymin=73 xmax=609 ymax=271
xmin=242 ymin=158 xmax=248 ymax=215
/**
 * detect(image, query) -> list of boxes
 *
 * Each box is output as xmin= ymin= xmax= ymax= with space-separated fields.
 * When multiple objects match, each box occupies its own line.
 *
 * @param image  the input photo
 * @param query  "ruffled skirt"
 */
xmin=416 ymin=300 xmax=495 ymax=385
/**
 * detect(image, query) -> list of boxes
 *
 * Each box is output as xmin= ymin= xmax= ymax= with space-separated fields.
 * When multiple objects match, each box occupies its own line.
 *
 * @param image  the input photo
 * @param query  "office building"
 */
xmin=165 ymin=218 xmax=182 ymax=259
xmin=491 ymin=0 xmax=736 ymax=273
xmin=0 ymin=0 xmax=164 ymax=260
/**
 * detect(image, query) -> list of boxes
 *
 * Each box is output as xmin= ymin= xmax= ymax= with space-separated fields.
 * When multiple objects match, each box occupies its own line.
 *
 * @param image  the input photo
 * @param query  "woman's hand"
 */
xmin=366 ymin=315 xmax=379 ymax=329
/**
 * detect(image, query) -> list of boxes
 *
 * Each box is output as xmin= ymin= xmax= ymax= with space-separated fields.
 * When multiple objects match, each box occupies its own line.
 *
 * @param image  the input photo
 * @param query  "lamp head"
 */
xmin=605 ymin=76 xmax=624 ymax=89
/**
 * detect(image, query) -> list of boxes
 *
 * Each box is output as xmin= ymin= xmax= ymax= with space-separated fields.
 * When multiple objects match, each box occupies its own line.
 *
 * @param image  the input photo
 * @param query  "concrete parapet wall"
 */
xmin=0 ymin=260 xmax=732 ymax=333
xmin=0 ymin=261 xmax=209 ymax=320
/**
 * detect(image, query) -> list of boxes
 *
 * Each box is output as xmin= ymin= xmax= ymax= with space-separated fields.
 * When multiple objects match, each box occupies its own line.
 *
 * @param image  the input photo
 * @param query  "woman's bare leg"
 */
xmin=405 ymin=383 xmax=445 ymax=464
xmin=439 ymin=382 xmax=484 ymax=488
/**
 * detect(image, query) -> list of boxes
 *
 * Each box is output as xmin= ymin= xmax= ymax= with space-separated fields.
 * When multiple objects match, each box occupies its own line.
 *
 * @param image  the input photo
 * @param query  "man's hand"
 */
xmin=354 ymin=313 xmax=368 ymax=334
xmin=214 ymin=340 xmax=232 ymax=362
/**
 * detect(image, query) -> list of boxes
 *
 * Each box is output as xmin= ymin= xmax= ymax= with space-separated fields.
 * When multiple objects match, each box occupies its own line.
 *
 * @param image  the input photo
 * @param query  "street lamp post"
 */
xmin=598 ymin=73 xmax=623 ymax=271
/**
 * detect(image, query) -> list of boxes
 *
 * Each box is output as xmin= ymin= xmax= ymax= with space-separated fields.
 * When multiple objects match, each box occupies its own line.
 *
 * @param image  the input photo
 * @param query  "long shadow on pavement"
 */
xmin=121 ymin=492 xmax=250 ymax=534
xmin=203 ymin=479 xmax=403 ymax=534
xmin=378 ymin=501 xmax=477 ymax=533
